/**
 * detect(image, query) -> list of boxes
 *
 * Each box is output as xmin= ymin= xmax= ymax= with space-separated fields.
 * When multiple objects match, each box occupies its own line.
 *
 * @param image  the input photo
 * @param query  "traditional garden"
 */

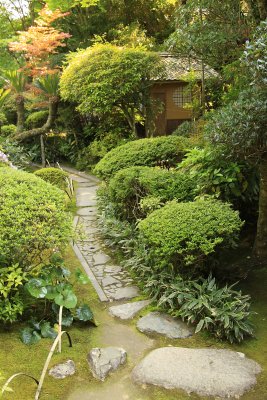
xmin=0 ymin=1 xmax=267 ymax=399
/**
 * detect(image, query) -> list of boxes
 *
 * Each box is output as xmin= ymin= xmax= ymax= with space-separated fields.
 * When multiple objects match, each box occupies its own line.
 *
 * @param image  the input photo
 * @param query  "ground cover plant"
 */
xmin=94 ymin=135 xmax=191 ymax=180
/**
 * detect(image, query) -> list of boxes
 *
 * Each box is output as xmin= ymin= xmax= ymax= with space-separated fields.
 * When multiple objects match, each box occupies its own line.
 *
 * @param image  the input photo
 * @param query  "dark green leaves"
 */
xmin=76 ymin=304 xmax=94 ymax=323
xmin=25 ymin=278 xmax=47 ymax=299
xmin=54 ymin=289 xmax=77 ymax=309
xmin=20 ymin=320 xmax=57 ymax=345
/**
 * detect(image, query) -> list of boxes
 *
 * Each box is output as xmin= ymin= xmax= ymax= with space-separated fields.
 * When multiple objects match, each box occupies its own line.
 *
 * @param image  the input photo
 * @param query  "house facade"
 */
xmin=150 ymin=53 xmax=216 ymax=136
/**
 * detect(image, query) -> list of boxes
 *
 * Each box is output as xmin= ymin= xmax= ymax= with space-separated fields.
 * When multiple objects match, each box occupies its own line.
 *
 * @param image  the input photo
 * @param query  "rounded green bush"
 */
xmin=25 ymin=110 xmax=49 ymax=129
xmin=94 ymin=135 xmax=191 ymax=180
xmin=108 ymin=166 xmax=196 ymax=220
xmin=34 ymin=167 xmax=69 ymax=190
xmin=1 ymin=124 xmax=16 ymax=136
xmin=0 ymin=168 xmax=72 ymax=267
xmin=138 ymin=199 xmax=243 ymax=270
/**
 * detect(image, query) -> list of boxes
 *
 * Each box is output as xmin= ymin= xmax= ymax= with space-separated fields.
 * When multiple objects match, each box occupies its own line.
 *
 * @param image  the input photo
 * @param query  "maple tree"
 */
xmin=9 ymin=5 xmax=71 ymax=77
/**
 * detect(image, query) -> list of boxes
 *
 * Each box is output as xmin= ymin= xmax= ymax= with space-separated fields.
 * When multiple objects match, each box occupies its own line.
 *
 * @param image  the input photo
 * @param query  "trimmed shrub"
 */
xmin=1 ymin=124 xmax=16 ymax=136
xmin=34 ymin=167 xmax=69 ymax=190
xmin=0 ymin=168 xmax=72 ymax=267
xmin=94 ymin=135 xmax=191 ymax=180
xmin=108 ymin=166 xmax=196 ymax=220
xmin=25 ymin=110 xmax=49 ymax=129
xmin=138 ymin=199 xmax=243 ymax=271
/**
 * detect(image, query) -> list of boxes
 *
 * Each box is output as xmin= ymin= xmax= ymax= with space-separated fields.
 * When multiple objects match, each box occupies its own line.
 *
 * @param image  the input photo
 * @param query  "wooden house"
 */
xmin=150 ymin=53 xmax=216 ymax=136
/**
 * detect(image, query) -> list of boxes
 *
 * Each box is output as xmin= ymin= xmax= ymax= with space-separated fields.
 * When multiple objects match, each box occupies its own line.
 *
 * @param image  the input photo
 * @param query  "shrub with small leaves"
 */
xmin=1 ymin=124 xmax=16 ymax=136
xmin=0 ymin=168 xmax=72 ymax=267
xmin=25 ymin=110 xmax=49 ymax=129
xmin=34 ymin=167 xmax=69 ymax=191
xmin=94 ymin=135 xmax=191 ymax=180
xmin=138 ymin=199 xmax=243 ymax=271
xmin=108 ymin=166 xmax=196 ymax=220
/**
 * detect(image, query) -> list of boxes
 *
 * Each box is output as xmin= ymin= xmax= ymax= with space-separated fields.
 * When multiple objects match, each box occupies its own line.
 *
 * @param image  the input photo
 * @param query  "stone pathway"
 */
xmin=69 ymin=170 xmax=139 ymax=302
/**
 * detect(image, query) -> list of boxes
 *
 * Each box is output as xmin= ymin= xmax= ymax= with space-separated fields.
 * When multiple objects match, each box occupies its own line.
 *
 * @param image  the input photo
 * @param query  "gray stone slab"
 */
xmin=77 ymin=208 xmax=98 ymax=216
xmin=49 ymin=360 xmax=75 ymax=379
xmin=76 ymin=199 xmax=97 ymax=207
xmin=109 ymin=300 xmax=151 ymax=320
xmin=132 ymin=347 xmax=262 ymax=398
xmin=102 ymin=276 xmax=120 ymax=287
xmin=88 ymin=347 xmax=127 ymax=381
xmin=137 ymin=312 xmax=192 ymax=339
xmin=110 ymin=286 xmax=139 ymax=301
xmin=104 ymin=265 xmax=122 ymax=274
xmin=93 ymin=252 xmax=111 ymax=265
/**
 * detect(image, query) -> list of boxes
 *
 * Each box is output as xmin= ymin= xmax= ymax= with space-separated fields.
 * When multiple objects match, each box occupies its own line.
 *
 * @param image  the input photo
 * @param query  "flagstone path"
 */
xmin=67 ymin=168 xmax=139 ymax=303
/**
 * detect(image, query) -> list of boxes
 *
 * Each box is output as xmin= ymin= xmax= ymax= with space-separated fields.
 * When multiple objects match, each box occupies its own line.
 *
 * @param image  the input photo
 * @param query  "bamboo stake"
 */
xmin=1 ymin=373 xmax=38 ymax=395
xmin=35 ymin=330 xmax=71 ymax=400
xmin=58 ymin=305 xmax=63 ymax=353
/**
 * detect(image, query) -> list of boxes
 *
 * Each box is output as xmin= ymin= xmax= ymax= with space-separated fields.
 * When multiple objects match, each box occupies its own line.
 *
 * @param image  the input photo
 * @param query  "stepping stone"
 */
xmin=104 ymin=265 xmax=122 ymax=274
xmin=102 ymin=276 xmax=120 ymax=287
xmin=88 ymin=347 xmax=127 ymax=381
xmin=132 ymin=347 xmax=262 ymax=398
xmin=77 ymin=199 xmax=97 ymax=207
xmin=49 ymin=360 xmax=75 ymax=379
xmin=93 ymin=252 xmax=111 ymax=265
xmin=137 ymin=312 xmax=192 ymax=339
xmin=109 ymin=300 xmax=151 ymax=320
xmin=111 ymin=286 xmax=139 ymax=301
xmin=77 ymin=207 xmax=97 ymax=216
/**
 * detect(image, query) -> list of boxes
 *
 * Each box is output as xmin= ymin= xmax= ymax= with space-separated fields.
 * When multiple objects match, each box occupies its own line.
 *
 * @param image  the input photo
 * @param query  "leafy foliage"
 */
xmin=0 ymin=124 xmax=16 ymax=136
xmin=34 ymin=167 xmax=69 ymax=191
xmin=108 ymin=166 xmax=196 ymax=220
xmin=9 ymin=6 xmax=70 ymax=76
xmin=97 ymin=198 xmax=253 ymax=343
xmin=0 ymin=264 xmax=27 ymax=323
xmin=25 ymin=110 xmax=49 ymax=129
xmin=154 ymin=274 xmax=254 ymax=343
xmin=138 ymin=199 xmax=243 ymax=271
xmin=179 ymin=147 xmax=259 ymax=205
xmin=0 ymin=168 xmax=72 ymax=267
xmin=20 ymin=254 xmax=94 ymax=344
xmin=60 ymin=44 xmax=163 ymax=133
xmin=94 ymin=135 xmax=191 ymax=180
xmin=206 ymin=90 xmax=267 ymax=162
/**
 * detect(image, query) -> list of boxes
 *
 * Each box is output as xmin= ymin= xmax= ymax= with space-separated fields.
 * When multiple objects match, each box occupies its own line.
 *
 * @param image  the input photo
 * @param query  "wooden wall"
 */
xmin=150 ymin=81 xmax=192 ymax=135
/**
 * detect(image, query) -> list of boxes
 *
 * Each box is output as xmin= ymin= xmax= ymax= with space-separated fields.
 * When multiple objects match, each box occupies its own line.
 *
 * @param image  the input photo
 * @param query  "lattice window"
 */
xmin=173 ymin=86 xmax=192 ymax=108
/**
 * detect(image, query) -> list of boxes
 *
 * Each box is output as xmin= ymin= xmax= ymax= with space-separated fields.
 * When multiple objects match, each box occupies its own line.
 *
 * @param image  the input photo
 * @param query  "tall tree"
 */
xmin=207 ymin=21 xmax=267 ymax=260
xmin=59 ymin=44 xmax=164 ymax=137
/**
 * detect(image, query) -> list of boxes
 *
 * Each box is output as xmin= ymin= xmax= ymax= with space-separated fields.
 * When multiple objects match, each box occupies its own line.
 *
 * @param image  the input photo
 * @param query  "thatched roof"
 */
xmin=156 ymin=53 xmax=218 ymax=81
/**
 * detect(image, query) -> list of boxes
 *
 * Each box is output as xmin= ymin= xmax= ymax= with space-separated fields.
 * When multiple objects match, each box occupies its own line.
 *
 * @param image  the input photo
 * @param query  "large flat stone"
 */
xmin=93 ymin=252 xmax=111 ymax=265
xmin=49 ymin=360 xmax=75 ymax=379
xmin=137 ymin=312 xmax=192 ymax=339
xmin=132 ymin=347 xmax=262 ymax=398
xmin=109 ymin=300 xmax=151 ymax=320
xmin=88 ymin=347 xmax=127 ymax=381
xmin=102 ymin=276 xmax=120 ymax=287
xmin=111 ymin=286 xmax=139 ymax=301
xmin=77 ymin=207 xmax=97 ymax=216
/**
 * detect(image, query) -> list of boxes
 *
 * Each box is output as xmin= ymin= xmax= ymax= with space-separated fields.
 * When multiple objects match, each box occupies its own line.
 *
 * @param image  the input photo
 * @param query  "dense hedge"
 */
xmin=108 ymin=166 xmax=196 ymax=220
xmin=0 ymin=168 xmax=72 ymax=267
xmin=94 ymin=135 xmax=191 ymax=180
xmin=138 ymin=199 xmax=243 ymax=271
xmin=34 ymin=167 xmax=69 ymax=190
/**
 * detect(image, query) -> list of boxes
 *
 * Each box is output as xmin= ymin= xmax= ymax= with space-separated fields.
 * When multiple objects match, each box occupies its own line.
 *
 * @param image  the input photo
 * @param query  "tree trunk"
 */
xmin=254 ymin=155 xmax=267 ymax=259
xmin=257 ymin=0 xmax=267 ymax=20
xmin=14 ymin=96 xmax=59 ymax=142
xmin=15 ymin=95 xmax=25 ymax=133
xmin=40 ymin=135 xmax=46 ymax=167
